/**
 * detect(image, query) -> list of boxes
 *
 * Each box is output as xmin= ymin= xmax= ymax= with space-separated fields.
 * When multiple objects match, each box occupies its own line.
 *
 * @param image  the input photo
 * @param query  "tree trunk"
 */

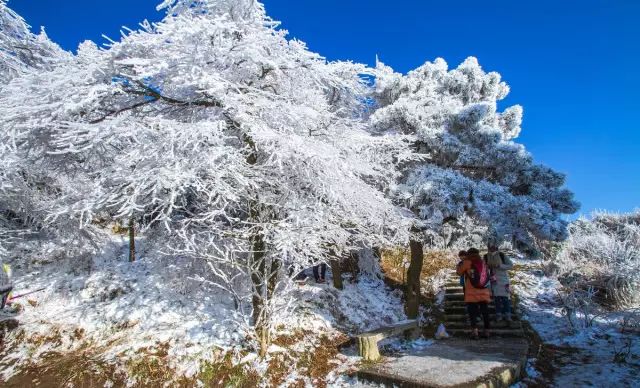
xmin=327 ymin=248 xmax=344 ymax=290
xmin=250 ymin=229 xmax=280 ymax=358
xmin=405 ymin=239 xmax=424 ymax=319
xmin=349 ymin=250 xmax=359 ymax=282
xmin=128 ymin=217 xmax=135 ymax=262
xmin=329 ymin=259 xmax=343 ymax=290
xmin=267 ymin=258 xmax=281 ymax=299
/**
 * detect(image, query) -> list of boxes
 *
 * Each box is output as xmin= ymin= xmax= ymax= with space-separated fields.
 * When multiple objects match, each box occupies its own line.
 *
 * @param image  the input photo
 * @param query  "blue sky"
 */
xmin=8 ymin=0 xmax=639 ymax=217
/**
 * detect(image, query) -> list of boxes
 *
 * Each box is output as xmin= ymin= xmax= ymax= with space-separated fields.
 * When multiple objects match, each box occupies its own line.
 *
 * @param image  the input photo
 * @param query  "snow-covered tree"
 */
xmin=371 ymin=57 xmax=579 ymax=251
xmin=0 ymin=0 xmax=409 ymax=354
xmin=0 ymin=0 xmax=66 ymax=85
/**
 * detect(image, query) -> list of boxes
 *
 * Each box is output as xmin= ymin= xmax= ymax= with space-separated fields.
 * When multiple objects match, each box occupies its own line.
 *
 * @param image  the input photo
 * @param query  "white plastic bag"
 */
xmin=435 ymin=323 xmax=450 ymax=339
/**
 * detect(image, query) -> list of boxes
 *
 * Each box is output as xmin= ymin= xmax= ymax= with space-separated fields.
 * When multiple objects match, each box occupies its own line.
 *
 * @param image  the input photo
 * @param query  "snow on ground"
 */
xmin=512 ymin=258 xmax=640 ymax=387
xmin=262 ymin=270 xmax=407 ymax=386
xmin=0 ymin=233 xmax=409 ymax=385
xmin=1 ymin=234 xmax=248 ymax=381
xmin=284 ymin=272 xmax=406 ymax=334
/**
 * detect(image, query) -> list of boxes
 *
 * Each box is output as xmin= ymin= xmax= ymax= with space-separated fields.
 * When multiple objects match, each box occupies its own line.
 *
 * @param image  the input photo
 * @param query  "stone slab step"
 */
xmin=445 ymin=287 xmax=463 ymax=293
xmin=448 ymin=328 xmax=525 ymax=337
xmin=357 ymin=338 xmax=528 ymax=388
xmin=445 ymin=306 xmax=497 ymax=314
xmin=444 ymin=293 xmax=465 ymax=301
xmin=445 ymin=300 xmax=496 ymax=306
xmin=444 ymin=314 xmax=520 ymax=322
xmin=444 ymin=321 xmax=522 ymax=330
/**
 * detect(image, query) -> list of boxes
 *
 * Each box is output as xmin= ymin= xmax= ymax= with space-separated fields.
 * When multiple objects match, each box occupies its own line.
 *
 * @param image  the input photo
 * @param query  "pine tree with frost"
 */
xmin=371 ymin=57 xmax=579 ymax=250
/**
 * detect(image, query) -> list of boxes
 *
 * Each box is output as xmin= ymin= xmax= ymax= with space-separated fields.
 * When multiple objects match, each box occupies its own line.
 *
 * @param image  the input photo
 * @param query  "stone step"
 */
xmin=445 ymin=306 xmax=497 ymax=315
xmin=447 ymin=328 xmax=525 ymax=337
xmin=445 ymin=300 xmax=496 ymax=306
xmin=444 ymin=314 xmax=520 ymax=322
xmin=444 ymin=320 xmax=522 ymax=330
xmin=445 ymin=287 xmax=463 ymax=293
xmin=444 ymin=300 xmax=515 ymax=307
xmin=444 ymin=293 xmax=465 ymax=301
xmin=357 ymin=338 xmax=529 ymax=387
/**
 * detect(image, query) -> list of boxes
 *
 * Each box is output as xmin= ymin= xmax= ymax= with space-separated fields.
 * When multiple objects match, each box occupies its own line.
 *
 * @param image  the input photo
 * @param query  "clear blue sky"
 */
xmin=8 ymin=0 xmax=639 ymax=217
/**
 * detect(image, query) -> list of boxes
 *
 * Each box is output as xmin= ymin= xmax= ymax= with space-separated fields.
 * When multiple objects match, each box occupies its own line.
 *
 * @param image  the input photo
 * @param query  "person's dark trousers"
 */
xmin=466 ymin=302 xmax=490 ymax=329
xmin=494 ymin=296 xmax=512 ymax=318
xmin=313 ymin=263 xmax=327 ymax=282
xmin=0 ymin=288 xmax=12 ymax=310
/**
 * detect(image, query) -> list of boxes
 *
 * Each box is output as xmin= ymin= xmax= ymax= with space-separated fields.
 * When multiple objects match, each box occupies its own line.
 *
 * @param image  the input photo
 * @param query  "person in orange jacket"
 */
xmin=456 ymin=248 xmax=491 ymax=339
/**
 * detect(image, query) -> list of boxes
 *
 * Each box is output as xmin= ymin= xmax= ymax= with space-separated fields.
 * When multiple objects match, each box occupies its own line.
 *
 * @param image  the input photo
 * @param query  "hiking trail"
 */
xmin=357 ymin=271 xmax=529 ymax=387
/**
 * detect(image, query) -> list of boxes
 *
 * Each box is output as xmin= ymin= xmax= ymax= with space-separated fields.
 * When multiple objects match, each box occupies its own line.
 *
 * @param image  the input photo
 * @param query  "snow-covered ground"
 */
xmin=6 ymin=239 xmax=638 ymax=387
xmin=0 ymin=234 xmax=408 ymax=386
xmin=512 ymin=258 xmax=640 ymax=387
xmin=1 ymin=235 xmax=247 ymax=381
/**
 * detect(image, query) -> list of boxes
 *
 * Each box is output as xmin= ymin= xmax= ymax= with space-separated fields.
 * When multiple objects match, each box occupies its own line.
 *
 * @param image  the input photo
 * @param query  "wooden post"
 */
xmin=405 ymin=239 xmax=424 ymax=319
xmin=128 ymin=217 xmax=135 ymax=262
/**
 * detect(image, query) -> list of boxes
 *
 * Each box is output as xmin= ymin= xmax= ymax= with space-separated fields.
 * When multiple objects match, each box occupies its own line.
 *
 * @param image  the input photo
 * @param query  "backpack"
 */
xmin=467 ymin=258 xmax=490 ymax=289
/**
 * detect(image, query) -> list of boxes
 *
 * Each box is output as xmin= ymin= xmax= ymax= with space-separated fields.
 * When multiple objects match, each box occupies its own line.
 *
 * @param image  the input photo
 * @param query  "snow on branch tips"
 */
xmin=0 ymin=0 xmax=410 ymax=356
xmin=371 ymin=56 xmax=579 ymax=250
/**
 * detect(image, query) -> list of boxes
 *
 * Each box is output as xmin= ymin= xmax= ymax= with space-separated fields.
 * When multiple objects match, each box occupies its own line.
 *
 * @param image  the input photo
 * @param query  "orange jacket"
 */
xmin=456 ymin=258 xmax=491 ymax=303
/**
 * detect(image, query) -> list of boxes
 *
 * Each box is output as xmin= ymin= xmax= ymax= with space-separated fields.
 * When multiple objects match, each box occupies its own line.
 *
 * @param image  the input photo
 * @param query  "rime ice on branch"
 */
xmin=371 ymin=57 xmax=579 ymax=250
xmin=0 ymin=0 xmax=409 ymax=355
xmin=0 ymin=0 xmax=578 ymax=356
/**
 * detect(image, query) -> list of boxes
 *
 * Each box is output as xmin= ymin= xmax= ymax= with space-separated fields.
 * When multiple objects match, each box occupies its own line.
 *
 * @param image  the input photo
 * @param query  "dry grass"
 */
xmin=267 ymin=330 xmax=351 ymax=387
xmin=0 ymin=325 xmax=259 ymax=388
xmin=198 ymin=352 xmax=260 ymax=388
xmin=380 ymin=248 xmax=458 ymax=296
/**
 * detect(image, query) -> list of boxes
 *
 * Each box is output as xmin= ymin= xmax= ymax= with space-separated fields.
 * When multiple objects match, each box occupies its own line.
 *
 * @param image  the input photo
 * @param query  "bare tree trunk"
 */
xmin=329 ymin=259 xmax=343 ymax=290
xmin=405 ymin=239 xmax=424 ymax=319
xmin=128 ymin=217 xmax=135 ymax=262
xmin=242 ymin=130 xmax=279 ymax=358
xmin=250 ymin=226 xmax=282 ymax=358
xmin=267 ymin=258 xmax=281 ymax=298
xmin=327 ymin=248 xmax=344 ymax=290
xmin=349 ymin=250 xmax=359 ymax=282
xmin=250 ymin=230 xmax=269 ymax=358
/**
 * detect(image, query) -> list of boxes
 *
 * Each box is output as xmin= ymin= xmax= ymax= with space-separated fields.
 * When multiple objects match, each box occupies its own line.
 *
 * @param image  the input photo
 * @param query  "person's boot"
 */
xmin=495 ymin=313 xmax=503 ymax=322
xmin=505 ymin=314 xmax=513 ymax=327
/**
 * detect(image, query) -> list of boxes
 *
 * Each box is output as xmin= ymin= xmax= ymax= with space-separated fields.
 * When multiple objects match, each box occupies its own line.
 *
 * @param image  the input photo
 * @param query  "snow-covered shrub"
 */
xmin=550 ymin=211 xmax=640 ymax=309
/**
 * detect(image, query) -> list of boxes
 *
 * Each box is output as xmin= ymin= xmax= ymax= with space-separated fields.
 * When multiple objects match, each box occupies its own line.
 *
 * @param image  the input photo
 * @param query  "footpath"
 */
xmin=357 ymin=271 xmax=528 ymax=387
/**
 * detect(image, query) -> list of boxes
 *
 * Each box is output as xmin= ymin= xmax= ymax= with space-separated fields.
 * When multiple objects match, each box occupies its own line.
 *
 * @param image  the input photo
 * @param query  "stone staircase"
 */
xmin=356 ymin=270 xmax=529 ymax=387
xmin=443 ymin=271 xmax=524 ymax=337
